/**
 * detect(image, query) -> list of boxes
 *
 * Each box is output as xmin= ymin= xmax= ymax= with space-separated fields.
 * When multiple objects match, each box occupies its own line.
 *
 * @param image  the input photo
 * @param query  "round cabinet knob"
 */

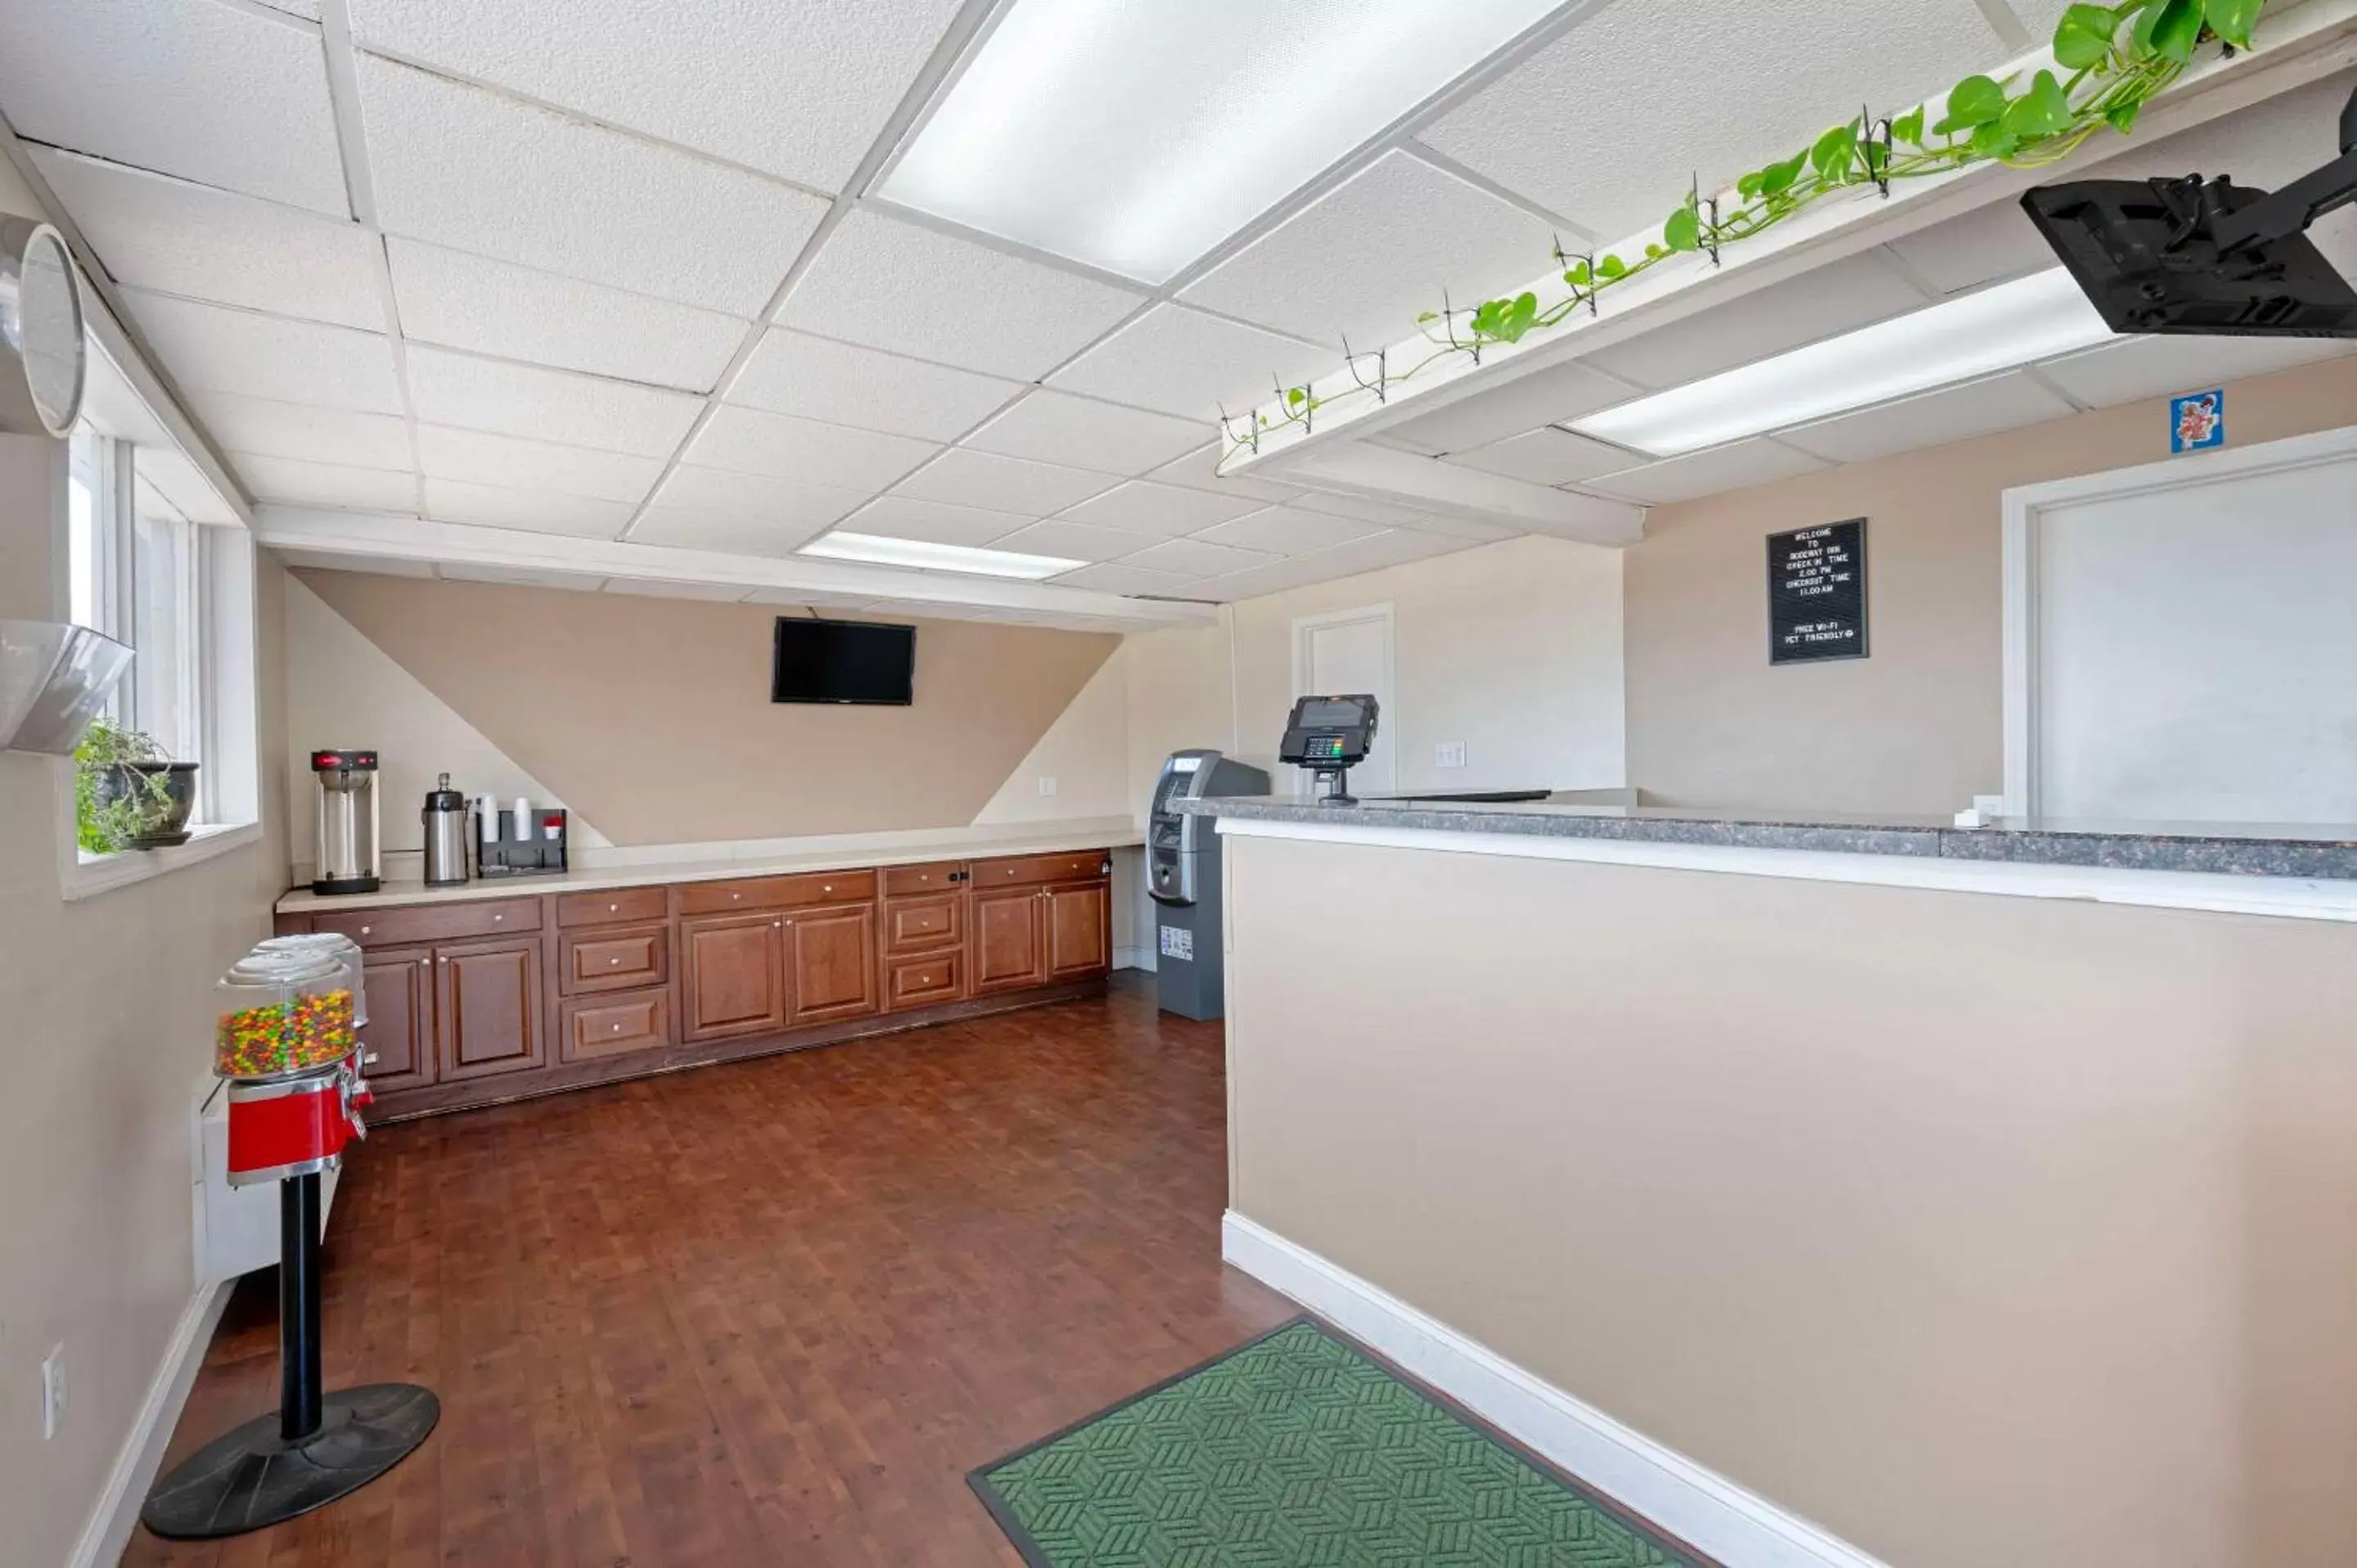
xmin=822 ymin=884 xmax=831 ymax=893
xmin=612 ymin=1022 xmax=624 ymax=1033
xmin=608 ymin=902 xmax=619 ymax=912
xmin=610 ymin=957 xmax=621 ymax=966
xmin=773 ymin=920 xmax=782 ymax=928
xmin=359 ymin=925 xmax=372 ymax=935
xmin=732 ymin=892 xmax=741 ymax=901
xmin=492 ymin=913 xmax=503 ymax=922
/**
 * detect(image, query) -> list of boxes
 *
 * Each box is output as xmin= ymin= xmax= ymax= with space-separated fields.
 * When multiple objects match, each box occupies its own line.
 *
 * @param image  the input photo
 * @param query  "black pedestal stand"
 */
xmin=1313 ymin=765 xmax=1356 ymax=805
xmin=141 ymin=1173 xmax=438 ymax=1540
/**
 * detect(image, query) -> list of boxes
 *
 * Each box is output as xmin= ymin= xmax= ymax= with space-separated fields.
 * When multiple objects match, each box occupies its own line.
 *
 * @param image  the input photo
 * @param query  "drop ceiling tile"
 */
xmin=124 ymin=290 xmax=402 ymax=412
xmin=629 ymin=508 xmax=830 ymax=560
xmin=1381 ymin=359 xmax=1643 ymax=453
xmin=836 ymin=494 xmax=1032 ymax=547
xmin=1183 ymin=556 xmax=1347 ymax=602
xmin=1445 ymin=427 xmax=1642 ymax=484
xmin=893 ymin=448 xmax=1119 ymax=515
xmin=1058 ymin=480 xmax=1264 ymax=538
xmin=187 ymin=391 xmax=412 ymax=471
xmin=1145 ymin=441 xmax=1307 ymax=504
xmin=358 ymin=54 xmax=826 ymax=316
xmin=1303 ymin=527 xmax=1481 ymax=579
xmin=643 ymin=466 xmax=871 ymax=531
xmin=1580 ymin=255 xmax=1931 ymax=390
xmin=1192 ymin=507 xmax=1381 ymax=555
xmin=1778 ymin=372 xmax=2077 ymax=464
xmin=989 ymin=520 xmax=1150 ymax=563
xmin=1048 ymin=561 xmax=1196 ymax=597
xmin=387 ymin=240 xmax=746 ymax=391
xmin=1180 ymin=150 xmax=1557 ymax=350
xmin=683 ymin=406 xmax=940 ymax=492
xmin=0 ymin=0 xmax=347 ymax=214
xmin=729 ymin=330 xmax=1024 ymax=441
xmin=1422 ymin=0 xmax=2007 ymax=241
xmin=416 ymin=425 xmax=665 ymax=505
xmin=965 ymin=391 xmax=1206 ymax=476
xmin=1047 ymin=304 xmax=1335 ymax=421
xmin=404 ymin=346 xmax=702 ymax=458
xmin=347 ymin=0 xmax=958 ymax=191
xmin=232 ymin=453 xmax=417 ymax=511
xmin=1281 ymin=491 xmax=1433 ymax=528
xmin=1582 ymin=438 xmax=1827 ymax=506
xmin=1117 ymin=536 xmax=1281 ymax=579
xmin=2036 ymin=335 xmax=2355 ymax=411
xmin=424 ymin=478 xmax=637 ymax=538
xmin=1881 ymin=205 xmax=2061 ymax=297
xmin=777 ymin=211 xmax=1144 ymax=379
xmin=29 ymin=149 xmax=379 ymax=328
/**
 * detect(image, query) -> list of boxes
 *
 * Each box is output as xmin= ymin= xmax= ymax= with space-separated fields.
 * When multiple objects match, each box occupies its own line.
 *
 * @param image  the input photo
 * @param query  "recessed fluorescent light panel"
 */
xmin=880 ymin=0 xmax=1566 ymax=283
xmin=1572 ymin=269 xmax=2116 ymax=457
xmin=798 ymin=532 xmax=1086 ymax=580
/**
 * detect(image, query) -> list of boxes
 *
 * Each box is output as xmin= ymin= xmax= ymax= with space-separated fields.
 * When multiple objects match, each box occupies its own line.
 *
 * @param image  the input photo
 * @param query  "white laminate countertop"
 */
xmin=275 ymin=820 xmax=1143 ymax=914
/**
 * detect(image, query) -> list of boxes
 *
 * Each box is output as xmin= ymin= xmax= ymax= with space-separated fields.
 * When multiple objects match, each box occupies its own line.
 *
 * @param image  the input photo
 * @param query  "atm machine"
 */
xmin=1147 ymin=749 xmax=1270 ymax=1020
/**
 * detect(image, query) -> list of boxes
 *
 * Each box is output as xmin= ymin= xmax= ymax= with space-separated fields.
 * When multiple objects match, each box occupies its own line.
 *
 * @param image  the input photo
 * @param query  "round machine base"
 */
xmin=140 ymin=1384 xmax=439 ymax=1540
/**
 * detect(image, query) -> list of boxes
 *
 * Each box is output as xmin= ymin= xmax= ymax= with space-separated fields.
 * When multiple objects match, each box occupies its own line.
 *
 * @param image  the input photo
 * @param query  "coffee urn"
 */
xmin=421 ymin=773 xmax=469 ymax=887
xmin=309 ymin=749 xmax=381 ymax=895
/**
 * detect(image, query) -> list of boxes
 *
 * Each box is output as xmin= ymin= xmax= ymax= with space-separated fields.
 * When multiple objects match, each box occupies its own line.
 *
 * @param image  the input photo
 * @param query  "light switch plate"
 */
xmin=1038 ymin=777 xmax=1058 ymax=796
xmin=1434 ymin=742 xmax=1467 ymax=769
xmin=41 ymin=1345 xmax=65 ymax=1440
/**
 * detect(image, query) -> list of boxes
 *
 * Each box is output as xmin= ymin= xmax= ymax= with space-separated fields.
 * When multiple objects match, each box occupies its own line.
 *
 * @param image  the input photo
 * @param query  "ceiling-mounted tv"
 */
xmin=772 ymin=618 xmax=914 ymax=706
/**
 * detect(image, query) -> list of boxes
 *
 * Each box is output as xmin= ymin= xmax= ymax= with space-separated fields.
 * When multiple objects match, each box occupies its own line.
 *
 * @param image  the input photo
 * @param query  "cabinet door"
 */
xmin=786 ymin=904 xmax=879 ymax=1025
xmin=971 ymin=886 xmax=1045 ymax=994
xmin=358 ymin=946 xmax=435 ymax=1093
xmin=434 ymin=936 xmax=546 ymax=1082
xmin=679 ymin=912 xmax=786 ymax=1043
xmin=1045 ymin=881 xmax=1111 ymax=980
xmin=884 ymin=949 xmax=966 ymax=1012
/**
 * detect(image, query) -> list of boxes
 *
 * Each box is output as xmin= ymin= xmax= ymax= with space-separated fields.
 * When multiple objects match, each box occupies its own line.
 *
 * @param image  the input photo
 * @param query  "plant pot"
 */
xmin=94 ymin=761 xmax=199 ymax=849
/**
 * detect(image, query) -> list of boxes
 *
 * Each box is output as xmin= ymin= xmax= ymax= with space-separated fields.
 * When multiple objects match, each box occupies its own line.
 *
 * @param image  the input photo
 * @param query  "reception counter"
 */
xmin=1181 ymin=795 xmax=2357 ymax=1568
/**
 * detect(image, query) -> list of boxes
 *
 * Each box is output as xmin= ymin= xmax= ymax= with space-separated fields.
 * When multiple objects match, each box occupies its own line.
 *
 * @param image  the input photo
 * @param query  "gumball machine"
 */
xmin=140 ymin=944 xmax=436 ymax=1538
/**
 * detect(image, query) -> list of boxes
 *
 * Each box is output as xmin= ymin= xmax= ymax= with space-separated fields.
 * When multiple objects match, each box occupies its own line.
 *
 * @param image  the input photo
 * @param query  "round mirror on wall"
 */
xmin=0 ymin=218 xmax=86 ymax=438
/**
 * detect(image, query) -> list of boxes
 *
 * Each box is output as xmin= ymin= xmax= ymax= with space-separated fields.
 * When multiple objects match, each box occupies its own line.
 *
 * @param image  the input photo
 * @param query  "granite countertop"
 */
xmin=1174 ymin=794 xmax=2357 ymax=881
xmin=276 ymin=820 xmax=1144 ymax=913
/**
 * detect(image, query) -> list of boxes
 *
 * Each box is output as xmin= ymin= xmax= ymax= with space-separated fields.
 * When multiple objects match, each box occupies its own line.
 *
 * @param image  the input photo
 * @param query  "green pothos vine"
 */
xmin=1224 ymin=0 xmax=2268 ymax=459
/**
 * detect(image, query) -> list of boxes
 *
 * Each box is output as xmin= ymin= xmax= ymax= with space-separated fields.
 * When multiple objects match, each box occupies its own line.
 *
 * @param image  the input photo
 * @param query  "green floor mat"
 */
xmin=970 ymin=1318 xmax=1711 ymax=1567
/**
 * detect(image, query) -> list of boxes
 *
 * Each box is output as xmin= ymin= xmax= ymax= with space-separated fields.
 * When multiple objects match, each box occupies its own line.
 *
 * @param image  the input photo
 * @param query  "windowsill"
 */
xmin=61 ymin=821 xmax=262 ymax=902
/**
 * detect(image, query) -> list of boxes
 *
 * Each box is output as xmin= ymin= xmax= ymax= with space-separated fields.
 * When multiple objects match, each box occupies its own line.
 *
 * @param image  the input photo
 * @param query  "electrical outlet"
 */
xmin=1037 ymin=776 xmax=1058 ymax=797
xmin=40 ymin=1345 xmax=65 ymax=1440
xmin=1434 ymin=741 xmax=1467 ymax=769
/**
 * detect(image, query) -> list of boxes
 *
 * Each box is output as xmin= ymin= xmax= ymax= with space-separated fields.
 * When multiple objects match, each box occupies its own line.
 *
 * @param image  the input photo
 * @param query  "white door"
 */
xmin=1295 ymin=606 xmax=1395 ymax=795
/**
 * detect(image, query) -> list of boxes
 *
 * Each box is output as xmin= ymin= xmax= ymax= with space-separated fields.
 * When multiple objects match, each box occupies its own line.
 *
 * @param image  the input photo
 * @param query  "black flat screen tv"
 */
xmin=772 ymin=618 xmax=914 ymax=705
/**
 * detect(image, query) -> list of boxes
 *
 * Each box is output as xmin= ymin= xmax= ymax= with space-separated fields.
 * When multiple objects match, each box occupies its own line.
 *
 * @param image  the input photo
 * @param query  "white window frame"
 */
xmin=55 ymin=429 xmax=262 ymax=900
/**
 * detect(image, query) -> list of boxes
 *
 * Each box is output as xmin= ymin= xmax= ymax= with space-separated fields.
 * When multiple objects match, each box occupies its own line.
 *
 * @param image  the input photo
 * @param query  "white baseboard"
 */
xmin=1221 ymin=1212 xmax=1891 ymax=1568
xmin=1114 ymin=944 xmax=1154 ymax=972
xmin=68 ymin=1278 xmax=234 ymax=1568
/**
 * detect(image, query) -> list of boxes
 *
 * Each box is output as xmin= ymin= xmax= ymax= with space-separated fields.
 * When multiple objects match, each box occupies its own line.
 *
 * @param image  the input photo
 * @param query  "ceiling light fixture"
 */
xmin=878 ymin=0 xmax=1566 ymax=284
xmin=1571 ymin=269 xmax=2117 ymax=457
xmin=797 ymin=531 xmax=1086 ymax=580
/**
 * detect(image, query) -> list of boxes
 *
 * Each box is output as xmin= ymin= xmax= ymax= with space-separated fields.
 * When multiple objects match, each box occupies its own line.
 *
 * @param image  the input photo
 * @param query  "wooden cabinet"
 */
xmin=435 ymin=936 xmax=545 ymax=1082
xmin=786 ymin=904 xmax=878 ymax=1025
xmin=971 ymin=884 xmax=1048 ymax=994
xmin=358 ymin=946 xmax=435 ymax=1094
xmin=883 ymin=894 xmax=963 ymax=956
xmin=680 ymin=912 xmax=787 ymax=1043
xmin=560 ymin=923 xmax=669 ymax=995
xmin=561 ymin=989 xmax=673 ymax=1063
xmin=1045 ymin=881 xmax=1111 ymax=980
xmin=885 ymin=951 xmax=965 ymax=1012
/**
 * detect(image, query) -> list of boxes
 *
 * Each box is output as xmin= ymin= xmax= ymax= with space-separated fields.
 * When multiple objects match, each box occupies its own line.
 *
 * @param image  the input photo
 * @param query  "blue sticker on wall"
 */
xmin=2170 ymin=388 xmax=2225 ymax=453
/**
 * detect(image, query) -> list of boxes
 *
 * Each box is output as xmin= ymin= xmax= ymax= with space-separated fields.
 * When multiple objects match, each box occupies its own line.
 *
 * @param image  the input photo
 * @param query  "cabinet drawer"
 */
xmin=674 ymin=869 xmax=877 ymax=916
xmin=971 ymin=850 xmax=1110 ymax=889
xmin=882 ymin=893 xmax=964 ymax=955
xmin=561 ymin=989 xmax=673 ymax=1063
xmin=882 ymin=860 xmax=964 ymax=896
xmin=559 ymin=923 xmax=670 ymax=995
xmin=557 ymin=886 xmax=668 ymax=928
xmin=884 ymin=950 xmax=965 ymax=1012
xmin=312 ymin=897 xmax=541 ymax=948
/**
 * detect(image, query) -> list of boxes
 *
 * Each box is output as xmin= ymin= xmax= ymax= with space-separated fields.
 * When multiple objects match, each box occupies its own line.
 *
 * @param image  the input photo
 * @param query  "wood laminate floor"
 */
xmin=125 ymin=975 xmax=1295 ymax=1567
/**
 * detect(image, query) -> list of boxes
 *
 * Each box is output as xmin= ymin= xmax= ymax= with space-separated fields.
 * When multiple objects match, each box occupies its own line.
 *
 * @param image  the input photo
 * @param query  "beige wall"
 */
xmin=0 ymin=436 xmax=291 ymax=1568
xmin=292 ymin=570 xmax=1123 ymax=847
xmin=1224 ymin=832 xmax=2357 ymax=1568
xmin=1625 ymin=354 xmax=2357 ymax=813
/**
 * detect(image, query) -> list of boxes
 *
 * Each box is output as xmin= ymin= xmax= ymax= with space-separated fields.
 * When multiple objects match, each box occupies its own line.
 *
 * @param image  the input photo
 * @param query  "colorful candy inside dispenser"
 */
xmin=254 ymin=932 xmax=368 ymax=1030
xmin=214 ymin=950 xmax=359 ymax=1080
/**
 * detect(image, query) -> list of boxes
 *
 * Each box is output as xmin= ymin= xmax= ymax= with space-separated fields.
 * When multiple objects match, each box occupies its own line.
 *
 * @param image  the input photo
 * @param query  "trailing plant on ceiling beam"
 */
xmin=1225 ymin=0 xmax=2267 ymax=459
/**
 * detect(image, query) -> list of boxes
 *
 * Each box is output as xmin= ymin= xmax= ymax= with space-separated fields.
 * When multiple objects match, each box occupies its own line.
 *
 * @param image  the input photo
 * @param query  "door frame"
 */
xmin=2000 ymin=424 xmax=2357 ymax=815
xmin=1291 ymin=602 xmax=1397 ymax=795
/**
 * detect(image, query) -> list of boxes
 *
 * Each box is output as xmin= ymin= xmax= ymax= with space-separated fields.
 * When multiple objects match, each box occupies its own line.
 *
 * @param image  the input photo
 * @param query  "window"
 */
xmin=56 ymin=358 xmax=262 ymax=894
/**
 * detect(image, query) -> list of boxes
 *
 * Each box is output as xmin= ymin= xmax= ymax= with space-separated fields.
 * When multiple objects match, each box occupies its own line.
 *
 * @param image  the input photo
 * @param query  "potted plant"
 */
xmin=75 ymin=718 xmax=198 ymax=852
